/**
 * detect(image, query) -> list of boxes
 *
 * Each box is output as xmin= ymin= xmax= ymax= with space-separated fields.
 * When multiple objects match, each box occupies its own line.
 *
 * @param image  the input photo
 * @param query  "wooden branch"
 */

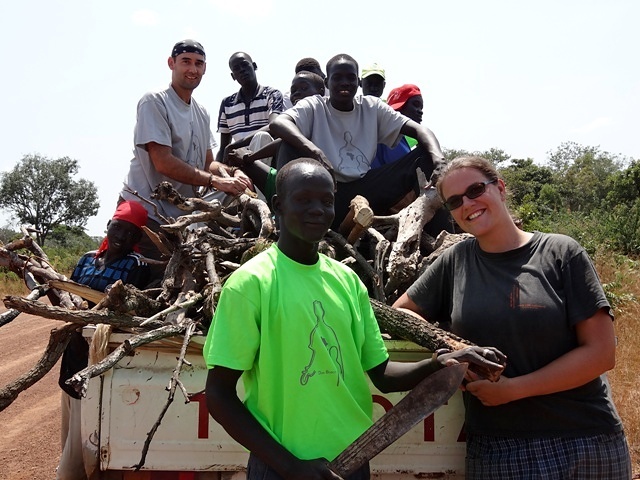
xmin=122 ymin=184 xmax=171 ymax=226
xmin=240 ymin=197 xmax=276 ymax=238
xmin=95 ymin=280 xmax=165 ymax=317
xmin=339 ymin=195 xmax=374 ymax=245
xmin=161 ymin=211 xmax=222 ymax=233
xmin=134 ymin=320 xmax=197 ymax=470
xmin=141 ymin=226 xmax=173 ymax=257
xmin=385 ymin=187 xmax=443 ymax=295
xmin=371 ymin=298 xmax=471 ymax=351
xmin=325 ymin=230 xmax=385 ymax=302
xmin=0 ymin=286 xmax=46 ymax=328
xmin=2 ymin=296 xmax=164 ymax=329
xmin=67 ymin=323 xmax=187 ymax=398
xmin=152 ymin=181 xmax=221 ymax=213
xmin=49 ymin=279 xmax=106 ymax=305
xmin=0 ymin=323 xmax=76 ymax=412
xmin=139 ymin=292 xmax=204 ymax=327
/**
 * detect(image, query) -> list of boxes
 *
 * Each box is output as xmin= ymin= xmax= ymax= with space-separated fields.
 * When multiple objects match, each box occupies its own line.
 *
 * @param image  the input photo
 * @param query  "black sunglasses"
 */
xmin=443 ymin=179 xmax=498 ymax=211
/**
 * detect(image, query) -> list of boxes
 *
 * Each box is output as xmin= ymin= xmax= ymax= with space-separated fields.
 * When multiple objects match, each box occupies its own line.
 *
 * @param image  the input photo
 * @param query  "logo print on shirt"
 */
xmin=300 ymin=300 xmax=344 ymax=386
xmin=337 ymin=131 xmax=369 ymax=176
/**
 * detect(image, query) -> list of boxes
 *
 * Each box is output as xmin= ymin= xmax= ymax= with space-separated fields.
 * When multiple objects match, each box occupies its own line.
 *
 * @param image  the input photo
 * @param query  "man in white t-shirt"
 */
xmin=270 ymin=53 xmax=449 ymax=230
xmin=119 ymin=40 xmax=252 ymax=275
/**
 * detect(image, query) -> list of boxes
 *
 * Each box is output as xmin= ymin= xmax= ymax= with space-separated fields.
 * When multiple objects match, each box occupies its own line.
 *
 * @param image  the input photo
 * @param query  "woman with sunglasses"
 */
xmin=393 ymin=156 xmax=631 ymax=479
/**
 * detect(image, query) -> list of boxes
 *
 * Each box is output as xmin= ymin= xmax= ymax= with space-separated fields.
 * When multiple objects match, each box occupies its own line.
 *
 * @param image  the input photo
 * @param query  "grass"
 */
xmin=595 ymin=253 xmax=640 ymax=475
xmin=0 ymin=270 xmax=29 ymax=296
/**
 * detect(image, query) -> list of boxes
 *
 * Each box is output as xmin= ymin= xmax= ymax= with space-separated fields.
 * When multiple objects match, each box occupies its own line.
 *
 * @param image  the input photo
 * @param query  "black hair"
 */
xmin=292 ymin=72 xmax=325 ymax=93
xmin=295 ymin=57 xmax=325 ymax=79
xmin=228 ymin=51 xmax=253 ymax=66
xmin=325 ymin=54 xmax=358 ymax=77
xmin=276 ymin=158 xmax=333 ymax=198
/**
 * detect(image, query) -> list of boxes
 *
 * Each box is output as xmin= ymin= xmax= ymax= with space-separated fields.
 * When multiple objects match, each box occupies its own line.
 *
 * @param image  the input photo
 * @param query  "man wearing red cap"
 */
xmin=56 ymin=200 xmax=151 ymax=480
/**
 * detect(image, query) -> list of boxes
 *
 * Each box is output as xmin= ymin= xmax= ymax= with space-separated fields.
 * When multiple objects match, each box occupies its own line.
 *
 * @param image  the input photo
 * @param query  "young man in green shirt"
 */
xmin=204 ymin=158 xmax=502 ymax=479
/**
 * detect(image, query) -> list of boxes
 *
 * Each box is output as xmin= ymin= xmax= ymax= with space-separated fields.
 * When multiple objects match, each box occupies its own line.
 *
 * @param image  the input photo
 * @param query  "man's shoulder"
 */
xmin=75 ymin=251 xmax=98 ymax=266
xmin=220 ymin=89 xmax=241 ymax=108
xmin=318 ymin=253 xmax=361 ymax=280
xmin=138 ymin=86 xmax=172 ymax=104
xmin=261 ymin=85 xmax=283 ymax=97
xmin=356 ymin=94 xmax=394 ymax=112
xmin=292 ymin=94 xmax=328 ymax=113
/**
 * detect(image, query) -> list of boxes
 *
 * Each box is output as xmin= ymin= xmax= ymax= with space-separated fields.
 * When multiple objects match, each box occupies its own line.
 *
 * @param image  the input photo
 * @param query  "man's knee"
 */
xmin=249 ymin=131 xmax=274 ymax=150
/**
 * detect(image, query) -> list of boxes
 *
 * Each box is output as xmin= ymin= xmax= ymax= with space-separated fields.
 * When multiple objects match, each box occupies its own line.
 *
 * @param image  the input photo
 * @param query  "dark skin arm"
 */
xmin=227 ymin=140 xmax=282 ymax=167
xmin=367 ymin=346 xmax=506 ymax=394
xmin=216 ymin=132 xmax=232 ymax=163
xmin=269 ymin=114 xmax=332 ymax=170
xmin=399 ymin=121 xmax=446 ymax=182
xmin=206 ymin=366 xmax=342 ymax=480
xmin=220 ymin=112 xmax=279 ymax=163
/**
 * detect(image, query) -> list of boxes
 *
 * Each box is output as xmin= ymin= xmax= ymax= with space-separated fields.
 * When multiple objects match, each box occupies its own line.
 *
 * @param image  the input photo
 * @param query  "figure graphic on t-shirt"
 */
xmin=300 ymin=300 xmax=344 ymax=386
xmin=337 ymin=131 xmax=369 ymax=177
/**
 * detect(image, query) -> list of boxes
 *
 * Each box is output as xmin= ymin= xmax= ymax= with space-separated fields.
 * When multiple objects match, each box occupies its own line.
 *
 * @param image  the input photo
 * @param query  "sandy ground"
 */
xmin=0 ymin=309 xmax=62 ymax=480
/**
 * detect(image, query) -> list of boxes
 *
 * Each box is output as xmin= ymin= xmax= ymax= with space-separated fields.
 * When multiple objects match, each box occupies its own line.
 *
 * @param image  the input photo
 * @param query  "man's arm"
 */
xmin=400 ymin=121 xmax=446 ymax=180
xmin=367 ymin=346 xmax=506 ymax=394
xmin=270 ymin=114 xmax=330 ymax=167
xmin=147 ymin=142 xmax=251 ymax=194
xmin=147 ymin=142 xmax=212 ymax=186
xmin=216 ymin=133 xmax=232 ymax=163
xmin=206 ymin=367 xmax=340 ymax=480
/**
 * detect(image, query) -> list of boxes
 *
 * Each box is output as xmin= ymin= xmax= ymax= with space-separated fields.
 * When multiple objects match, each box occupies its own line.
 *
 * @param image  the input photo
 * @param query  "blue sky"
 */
xmin=1 ymin=0 xmax=638 ymax=236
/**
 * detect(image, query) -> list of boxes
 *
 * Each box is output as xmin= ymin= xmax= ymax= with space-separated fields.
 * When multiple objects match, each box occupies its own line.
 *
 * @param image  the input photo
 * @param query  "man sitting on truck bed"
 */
xmin=203 ymin=158 xmax=504 ymax=479
xmin=269 ymin=53 xmax=452 ymax=233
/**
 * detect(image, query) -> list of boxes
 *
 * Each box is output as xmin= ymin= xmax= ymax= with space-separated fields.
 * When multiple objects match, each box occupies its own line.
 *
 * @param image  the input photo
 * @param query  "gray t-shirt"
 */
xmin=407 ymin=232 xmax=623 ymax=438
xmin=121 ymin=85 xmax=216 ymax=223
xmin=283 ymin=95 xmax=407 ymax=182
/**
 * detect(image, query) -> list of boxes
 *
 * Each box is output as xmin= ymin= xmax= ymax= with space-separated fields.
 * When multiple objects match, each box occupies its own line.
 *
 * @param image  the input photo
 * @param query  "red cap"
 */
xmin=386 ymin=84 xmax=422 ymax=111
xmin=112 ymin=200 xmax=148 ymax=229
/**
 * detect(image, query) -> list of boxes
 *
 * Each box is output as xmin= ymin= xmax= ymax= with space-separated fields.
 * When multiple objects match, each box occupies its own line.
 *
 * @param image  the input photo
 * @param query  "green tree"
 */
xmin=603 ymin=160 xmax=640 ymax=208
xmin=499 ymin=158 xmax=553 ymax=207
xmin=0 ymin=154 xmax=99 ymax=245
xmin=443 ymin=147 xmax=511 ymax=168
xmin=546 ymin=142 xmax=624 ymax=212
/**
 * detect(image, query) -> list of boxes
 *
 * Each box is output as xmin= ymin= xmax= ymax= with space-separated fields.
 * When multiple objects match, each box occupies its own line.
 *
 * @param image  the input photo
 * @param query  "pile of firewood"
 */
xmin=0 ymin=173 xmax=478 ymax=467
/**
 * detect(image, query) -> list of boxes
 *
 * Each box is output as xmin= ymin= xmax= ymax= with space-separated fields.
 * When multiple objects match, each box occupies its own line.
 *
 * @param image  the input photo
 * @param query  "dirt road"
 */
xmin=0 ymin=310 xmax=62 ymax=480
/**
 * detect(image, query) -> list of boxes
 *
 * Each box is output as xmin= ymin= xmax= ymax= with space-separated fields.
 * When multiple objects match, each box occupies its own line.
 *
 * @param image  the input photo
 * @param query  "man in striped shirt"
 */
xmin=216 ymin=52 xmax=284 ymax=166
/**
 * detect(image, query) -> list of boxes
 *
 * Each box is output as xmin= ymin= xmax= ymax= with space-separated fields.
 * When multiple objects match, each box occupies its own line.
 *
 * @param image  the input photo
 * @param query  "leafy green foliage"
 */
xmin=0 ymin=154 xmax=100 ymax=245
xmin=0 ymin=225 xmax=20 ymax=245
xmin=443 ymin=141 xmax=639 ymax=256
xmin=444 ymin=147 xmax=512 ymax=168
xmin=44 ymin=225 xmax=101 ymax=275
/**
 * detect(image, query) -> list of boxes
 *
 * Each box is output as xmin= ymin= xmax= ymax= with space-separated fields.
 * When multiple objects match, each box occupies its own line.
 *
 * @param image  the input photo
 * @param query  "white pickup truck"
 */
xmin=80 ymin=329 xmax=466 ymax=480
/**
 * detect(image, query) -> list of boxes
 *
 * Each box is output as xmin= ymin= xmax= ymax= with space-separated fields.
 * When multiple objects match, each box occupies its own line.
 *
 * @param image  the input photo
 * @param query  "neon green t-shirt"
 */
xmin=203 ymin=245 xmax=389 ymax=461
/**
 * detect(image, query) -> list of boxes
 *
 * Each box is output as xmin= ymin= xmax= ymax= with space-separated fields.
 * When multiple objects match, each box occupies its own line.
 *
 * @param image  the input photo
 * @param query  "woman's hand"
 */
xmin=464 ymin=374 xmax=517 ymax=406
